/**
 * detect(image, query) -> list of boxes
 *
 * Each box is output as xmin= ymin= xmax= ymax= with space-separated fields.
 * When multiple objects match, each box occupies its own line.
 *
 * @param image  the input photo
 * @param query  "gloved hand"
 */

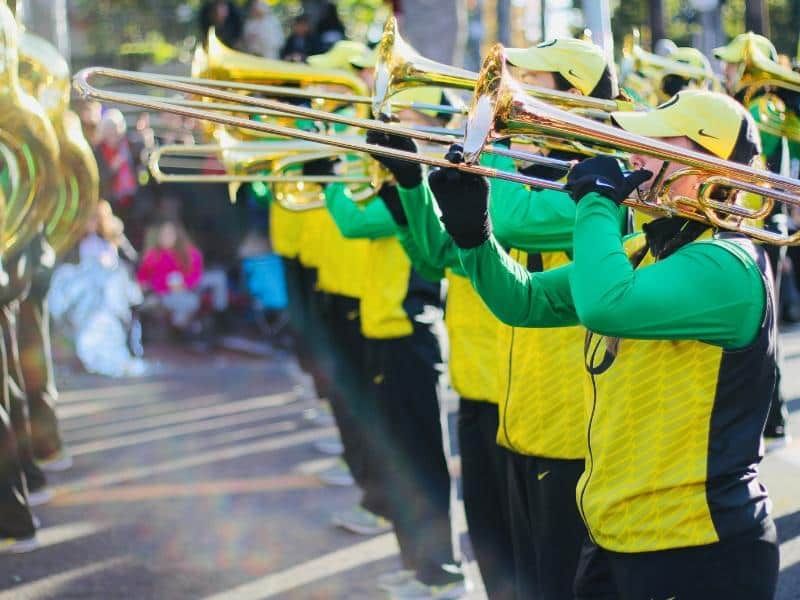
xmin=427 ymin=144 xmax=491 ymax=249
xmin=565 ymin=156 xmax=652 ymax=205
xmin=366 ymin=129 xmax=422 ymax=188
xmin=302 ymin=157 xmax=338 ymax=177
xmin=378 ymin=183 xmax=408 ymax=227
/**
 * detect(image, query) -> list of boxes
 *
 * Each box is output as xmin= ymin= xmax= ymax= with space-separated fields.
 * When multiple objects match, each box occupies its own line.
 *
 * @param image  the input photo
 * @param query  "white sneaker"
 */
xmin=388 ymin=577 xmax=469 ymax=600
xmin=0 ymin=535 xmax=39 ymax=554
xmin=332 ymin=506 xmax=392 ymax=535
xmin=378 ymin=569 xmax=416 ymax=591
xmin=317 ymin=461 xmax=355 ymax=487
xmin=28 ymin=487 xmax=54 ymax=507
xmin=314 ymin=437 xmax=344 ymax=455
xmin=37 ymin=451 xmax=73 ymax=472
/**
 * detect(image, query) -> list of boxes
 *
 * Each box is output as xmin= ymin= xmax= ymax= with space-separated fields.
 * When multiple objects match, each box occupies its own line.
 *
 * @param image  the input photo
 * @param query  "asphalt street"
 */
xmin=0 ymin=331 xmax=799 ymax=599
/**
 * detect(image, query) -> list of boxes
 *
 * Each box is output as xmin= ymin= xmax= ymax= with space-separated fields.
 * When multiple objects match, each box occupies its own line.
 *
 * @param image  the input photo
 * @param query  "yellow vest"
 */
xmin=297 ymin=209 xmax=328 ymax=269
xmin=316 ymin=215 xmax=369 ymax=299
xmin=269 ymin=202 xmax=303 ymax=259
xmin=360 ymin=236 xmax=414 ymax=339
xmin=444 ymin=271 xmax=498 ymax=402
xmin=494 ymin=249 xmax=585 ymax=460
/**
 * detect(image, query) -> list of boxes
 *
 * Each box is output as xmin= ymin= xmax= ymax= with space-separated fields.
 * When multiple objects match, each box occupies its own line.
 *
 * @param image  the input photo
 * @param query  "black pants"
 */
xmin=366 ymin=322 xmax=459 ymax=586
xmin=763 ymin=245 xmax=788 ymax=437
xmin=18 ymin=288 xmax=63 ymax=460
xmin=0 ymin=304 xmax=46 ymax=493
xmin=574 ymin=522 xmax=779 ymax=600
xmin=325 ymin=293 xmax=388 ymax=518
xmin=458 ymin=399 xmax=515 ymax=600
xmin=507 ymin=451 xmax=587 ymax=600
xmin=0 ymin=319 xmax=35 ymax=539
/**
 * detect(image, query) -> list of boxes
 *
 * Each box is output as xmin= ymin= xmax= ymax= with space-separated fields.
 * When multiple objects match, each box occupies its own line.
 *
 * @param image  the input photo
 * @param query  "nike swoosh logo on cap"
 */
xmin=568 ymin=69 xmax=583 ymax=79
xmin=698 ymin=129 xmax=720 ymax=139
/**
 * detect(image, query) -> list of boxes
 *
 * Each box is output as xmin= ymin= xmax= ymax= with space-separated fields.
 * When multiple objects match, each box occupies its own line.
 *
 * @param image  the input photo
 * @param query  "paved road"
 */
xmin=0 ymin=333 xmax=799 ymax=599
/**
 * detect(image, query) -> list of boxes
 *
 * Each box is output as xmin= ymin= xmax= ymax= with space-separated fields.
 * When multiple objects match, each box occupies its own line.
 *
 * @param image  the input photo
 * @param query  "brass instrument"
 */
xmin=734 ymin=36 xmax=800 ymax=142
xmin=74 ymin=66 xmax=576 ymax=174
xmin=0 ymin=4 xmax=60 ymax=256
xmin=19 ymin=31 xmax=99 ymax=256
xmin=461 ymin=44 xmax=800 ymax=244
xmin=373 ymin=16 xmax=633 ymax=119
xmin=620 ymin=31 xmax=720 ymax=106
xmin=193 ymin=28 xmax=370 ymax=141
xmin=148 ymin=136 xmax=382 ymax=210
xmin=73 ymin=42 xmax=800 ymax=244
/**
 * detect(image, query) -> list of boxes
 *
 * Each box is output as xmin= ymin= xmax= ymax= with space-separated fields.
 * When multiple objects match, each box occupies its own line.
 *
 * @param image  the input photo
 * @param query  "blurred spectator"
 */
xmin=314 ymin=2 xmax=347 ymax=53
xmin=76 ymin=99 xmax=102 ymax=144
xmin=138 ymin=221 xmax=229 ymax=332
xmin=280 ymin=15 xmax=315 ymax=62
xmin=80 ymin=201 xmax=125 ymax=268
xmin=200 ymin=0 xmax=244 ymax=48
xmin=94 ymin=109 xmax=138 ymax=213
xmin=49 ymin=202 xmax=145 ymax=378
xmin=242 ymin=0 xmax=284 ymax=59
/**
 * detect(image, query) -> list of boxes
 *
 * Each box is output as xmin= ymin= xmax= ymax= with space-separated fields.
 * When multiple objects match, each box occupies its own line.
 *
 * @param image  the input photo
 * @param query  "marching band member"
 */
xmin=435 ymin=90 xmax=777 ymax=600
xmin=324 ymin=174 xmax=466 ymax=598
xmin=370 ymin=38 xmax=624 ymax=599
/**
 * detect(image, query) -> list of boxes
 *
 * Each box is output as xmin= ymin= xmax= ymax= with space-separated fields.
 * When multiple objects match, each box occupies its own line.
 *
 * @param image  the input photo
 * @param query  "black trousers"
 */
xmin=763 ymin=244 xmax=788 ymax=436
xmin=325 ymin=294 xmax=389 ymax=518
xmin=366 ymin=322 xmax=459 ymax=586
xmin=0 ymin=319 xmax=35 ymax=539
xmin=18 ymin=287 xmax=63 ymax=460
xmin=458 ymin=399 xmax=516 ymax=600
xmin=0 ymin=303 xmax=46 ymax=493
xmin=574 ymin=522 xmax=779 ymax=600
xmin=507 ymin=451 xmax=587 ymax=600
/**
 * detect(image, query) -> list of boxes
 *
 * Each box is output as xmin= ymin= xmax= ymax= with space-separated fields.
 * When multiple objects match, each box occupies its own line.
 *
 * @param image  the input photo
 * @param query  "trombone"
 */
xmin=73 ymin=43 xmax=800 ymax=244
xmin=372 ymin=17 xmax=634 ymax=119
xmin=461 ymin=44 xmax=800 ymax=244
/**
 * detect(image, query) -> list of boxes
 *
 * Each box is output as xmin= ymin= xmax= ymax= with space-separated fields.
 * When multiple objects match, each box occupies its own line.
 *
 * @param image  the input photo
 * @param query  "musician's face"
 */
xmin=629 ymin=136 xmax=699 ymax=202
xmin=520 ymin=70 xmax=557 ymax=89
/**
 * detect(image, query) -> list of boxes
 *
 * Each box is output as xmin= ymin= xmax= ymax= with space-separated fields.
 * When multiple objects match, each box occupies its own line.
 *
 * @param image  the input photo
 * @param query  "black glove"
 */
xmin=427 ymin=144 xmax=491 ymax=249
xmin=565 ymin=156 xmax=652 ymax=205
xmin=302 ymin=157 xmax=338 ymax=177
xmin=378 ymin=183 xmax=407 ymax=227
xmin=365 ymin=130 xmax=422 ymax=188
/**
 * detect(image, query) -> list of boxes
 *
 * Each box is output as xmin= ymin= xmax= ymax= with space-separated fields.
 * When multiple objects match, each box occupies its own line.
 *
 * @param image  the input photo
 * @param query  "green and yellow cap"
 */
xmin=611 ymin=90 xmax=758 ymax=159
xmin=713 ymin=32 xmax=777 ymax=64
xmin=505 ymin=38 xmax=608 ymax=96
xmin=307 ymin=41 xmax=369 ymax=70
xmin=671 ymin=47 xmax=713 ymax=76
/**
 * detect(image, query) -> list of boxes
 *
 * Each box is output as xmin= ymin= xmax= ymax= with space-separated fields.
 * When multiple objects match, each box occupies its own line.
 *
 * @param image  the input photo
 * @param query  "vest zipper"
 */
xmin=578 ymin=334 xmax=604 ymax=544
xmin=501 ymin=326 xmax=517 ymax=452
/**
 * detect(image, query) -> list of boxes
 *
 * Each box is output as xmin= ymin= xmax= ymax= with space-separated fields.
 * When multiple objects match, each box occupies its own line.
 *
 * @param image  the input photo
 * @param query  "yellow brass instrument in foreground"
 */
xmin=19 ymin=31 xmax=99 ymax=256
xmin=0 ymin=4 xmax=60 ymax=256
